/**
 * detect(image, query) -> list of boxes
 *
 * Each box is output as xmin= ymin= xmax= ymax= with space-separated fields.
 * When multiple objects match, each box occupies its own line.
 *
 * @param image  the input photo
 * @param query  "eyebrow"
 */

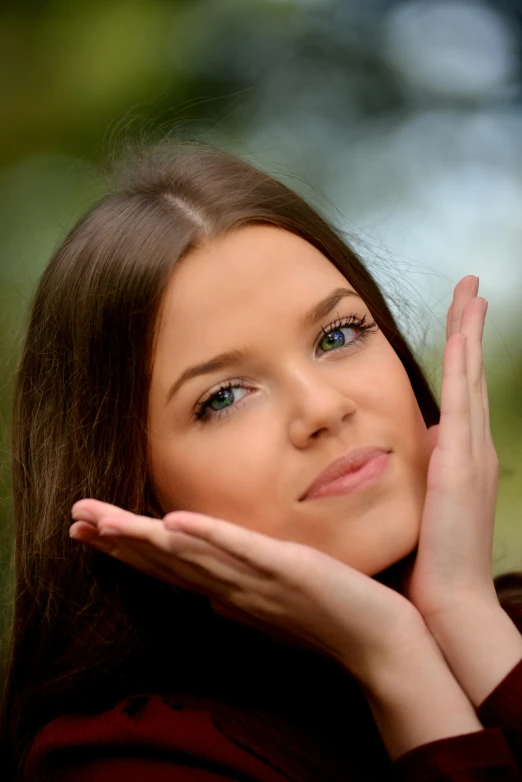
xmin=165 ymin=287 xmax=362 ymax=405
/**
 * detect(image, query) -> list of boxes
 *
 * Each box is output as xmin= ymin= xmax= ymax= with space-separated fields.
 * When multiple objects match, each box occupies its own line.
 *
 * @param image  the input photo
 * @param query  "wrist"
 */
xmin=357 ymin=613 xmax=433 ymax=692
xmin=422 ymin=593 xmax=522 ymax=707
xmin=337 ymin=603 xmax=429 ymax=689
xmin=361 ymin=628 xmax=483 ymax=761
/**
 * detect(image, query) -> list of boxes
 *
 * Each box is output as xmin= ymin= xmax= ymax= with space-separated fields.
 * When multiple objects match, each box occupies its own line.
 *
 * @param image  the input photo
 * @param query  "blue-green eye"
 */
xmin=195 ymin=381 xmax=248 ymax=421
xmin=318 ymin=327 xmax=348 ymax=352
xmin=207 ymin=386 xmax=234 ymax=412
xmin=315 ymin=314 xmax=377 ymax=355
xmin=194 ymin=313 xmax=378 ymax=422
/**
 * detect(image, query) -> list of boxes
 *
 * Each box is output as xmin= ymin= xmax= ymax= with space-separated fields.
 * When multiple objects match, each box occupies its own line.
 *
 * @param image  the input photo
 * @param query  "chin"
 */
xmin=365 ymin=517 xmax=420 ymax=580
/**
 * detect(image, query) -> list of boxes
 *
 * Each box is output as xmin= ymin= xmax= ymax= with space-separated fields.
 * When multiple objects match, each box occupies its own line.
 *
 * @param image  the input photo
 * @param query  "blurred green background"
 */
xmin=0 ymin=0 xmax=521 ymax=624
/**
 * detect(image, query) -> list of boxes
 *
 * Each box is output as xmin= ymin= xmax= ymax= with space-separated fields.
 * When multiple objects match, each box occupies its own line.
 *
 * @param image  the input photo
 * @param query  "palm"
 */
xmin=403 ymin=277 xmax=499 ymax=621
xmin=70 ymin=498 xmax=421 ymax=683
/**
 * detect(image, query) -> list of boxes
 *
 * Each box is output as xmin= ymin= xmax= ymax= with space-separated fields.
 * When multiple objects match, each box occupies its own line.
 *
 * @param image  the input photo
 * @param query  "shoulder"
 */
xmin=23 ymin=693 xmax=306 ymax=782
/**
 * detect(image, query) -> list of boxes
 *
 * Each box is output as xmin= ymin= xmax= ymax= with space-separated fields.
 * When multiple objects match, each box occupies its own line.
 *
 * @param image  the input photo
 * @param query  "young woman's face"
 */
xmin=148 ymin=225 xmax=432 ymax=575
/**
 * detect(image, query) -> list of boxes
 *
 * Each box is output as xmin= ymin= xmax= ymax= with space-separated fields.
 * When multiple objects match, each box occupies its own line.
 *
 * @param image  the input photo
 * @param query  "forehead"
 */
xmin=159 ymin=224 xmax=354 ymax=329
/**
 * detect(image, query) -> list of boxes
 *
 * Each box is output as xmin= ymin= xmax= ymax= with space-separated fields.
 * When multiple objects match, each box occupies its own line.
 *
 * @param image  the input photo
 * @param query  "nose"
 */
xmin=287 ymin=368 xmax=357 ymax=447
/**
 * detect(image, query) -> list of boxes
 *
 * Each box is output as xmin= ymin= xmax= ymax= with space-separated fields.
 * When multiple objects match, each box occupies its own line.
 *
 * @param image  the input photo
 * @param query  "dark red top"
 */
xmin=23 ymin=603 xmax=522 ymax=781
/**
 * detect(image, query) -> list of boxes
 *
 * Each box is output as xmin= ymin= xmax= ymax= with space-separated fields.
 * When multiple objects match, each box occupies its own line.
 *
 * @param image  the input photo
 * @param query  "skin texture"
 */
xmin=73 ymin=267 xmax=522 ymax=762
xmin=147 ymin=224 xmax=433 ymax=576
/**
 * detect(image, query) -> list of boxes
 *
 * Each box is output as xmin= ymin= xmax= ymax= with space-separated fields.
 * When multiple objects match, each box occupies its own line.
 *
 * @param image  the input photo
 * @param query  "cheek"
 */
xmin=369 ymin=350 xmax=432 ymax=483
xmin=381 ymin=350 xmax=430 ymax=431
xmin=390 ymin=379 xmax=433 ymax=510
xmin=149 ymin=429 xmax=282 ymax=527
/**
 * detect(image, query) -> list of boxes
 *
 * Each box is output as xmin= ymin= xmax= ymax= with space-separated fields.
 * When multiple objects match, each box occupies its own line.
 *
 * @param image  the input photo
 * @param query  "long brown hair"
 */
xmin=0 ymin=140 xmax=517 ymax=777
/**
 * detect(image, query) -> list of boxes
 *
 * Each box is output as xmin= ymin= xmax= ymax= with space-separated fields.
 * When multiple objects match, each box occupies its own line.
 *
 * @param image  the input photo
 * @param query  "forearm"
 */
xmin=359 ymin=625 xmax=483 ymax=761
xmin=425 ymin=594 xmax=522 ymax=708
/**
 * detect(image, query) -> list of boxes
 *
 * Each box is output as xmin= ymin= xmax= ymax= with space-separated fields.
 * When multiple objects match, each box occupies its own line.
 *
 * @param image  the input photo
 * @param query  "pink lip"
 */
xmin=299 ymin=446 xmax=391 ymax=501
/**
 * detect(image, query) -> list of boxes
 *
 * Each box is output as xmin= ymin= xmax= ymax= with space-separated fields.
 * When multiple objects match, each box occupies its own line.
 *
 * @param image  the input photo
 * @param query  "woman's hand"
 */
xmin=71 ymin=503 xmax=485 ymax=758
xmin=70 ymin=499 xmax=427 ymax=688
xmin=402 ymin=276 xmax=522 ymax=709
xmin=404 ymin=275 xmax=500 ymax=624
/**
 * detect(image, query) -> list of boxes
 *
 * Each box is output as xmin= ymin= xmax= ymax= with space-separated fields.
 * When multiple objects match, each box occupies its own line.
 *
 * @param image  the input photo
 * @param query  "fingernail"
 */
xmin=483 ymin=299 xmax=488 ymax=316
xmin=99 ymin=527 xmax=121 ymax=537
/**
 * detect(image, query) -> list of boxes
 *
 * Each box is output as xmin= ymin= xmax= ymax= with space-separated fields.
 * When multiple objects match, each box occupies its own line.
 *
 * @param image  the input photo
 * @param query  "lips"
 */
xmin=299 ymin=446 xmax=391 ymax=501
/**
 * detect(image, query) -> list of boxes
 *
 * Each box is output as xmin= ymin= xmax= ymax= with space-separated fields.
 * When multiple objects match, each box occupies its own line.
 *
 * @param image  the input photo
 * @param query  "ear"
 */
xmin=426 ymin=423 xmax=440 ymax=453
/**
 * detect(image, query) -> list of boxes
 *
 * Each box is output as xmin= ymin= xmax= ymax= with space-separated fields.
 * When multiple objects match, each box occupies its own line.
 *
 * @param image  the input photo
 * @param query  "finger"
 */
xmin=69 ymin=520 xmax=97 ymax=536
xmin=75 ymin=502 xmax=271 ymax=592
xmin=448 ymin=276 xmax=479 ymax=337
xmin=72 ymin=519 xmax=238 ymax=594
xmin=72 ymin=497 xmax=139 ymax=524
xmin=96 ymin=512 xmax=164 ymax=541
xmin=481 ymin=364 xmax=492 ymax=445
xmin=476 ymin=300 xmax=492 ymax=445
xmin=77 ymin=503 xmax=290 ymax=582
xmin=437 ymin=333 xmax=471 ymax=455
xmin=445 ymin=299 xmax=453 ymax=342
xmin=72 ymin=502 xmax=253 ymax=580
xmin=163 ymin=511 xmax=290 ymax=577
xmin=100 ymin=541 xmax=209 ymax=593
xmin=71 ymin=503 xmax=204 ymax=574
xmin=70 ymin=521 xmax=165 ymax=578
xmin=459 ymin=297 xmax=487 ymax=451
xmin=96 ymin=512 xmax=262 ymax=585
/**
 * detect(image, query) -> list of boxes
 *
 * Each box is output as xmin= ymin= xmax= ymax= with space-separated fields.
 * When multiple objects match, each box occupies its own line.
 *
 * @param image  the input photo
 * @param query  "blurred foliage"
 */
xmin=1 ymin=0 xmax=521 ymax=637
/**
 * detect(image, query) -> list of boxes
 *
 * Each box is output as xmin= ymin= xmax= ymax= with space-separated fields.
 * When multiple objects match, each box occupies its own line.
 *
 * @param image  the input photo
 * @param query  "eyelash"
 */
xmin=193 ymin=313 xmax=378 ymax=422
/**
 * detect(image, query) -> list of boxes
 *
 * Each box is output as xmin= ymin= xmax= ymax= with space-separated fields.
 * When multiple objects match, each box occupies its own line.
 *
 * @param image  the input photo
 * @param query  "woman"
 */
xmin=2 ymin=141 xmax=522 ymax=781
